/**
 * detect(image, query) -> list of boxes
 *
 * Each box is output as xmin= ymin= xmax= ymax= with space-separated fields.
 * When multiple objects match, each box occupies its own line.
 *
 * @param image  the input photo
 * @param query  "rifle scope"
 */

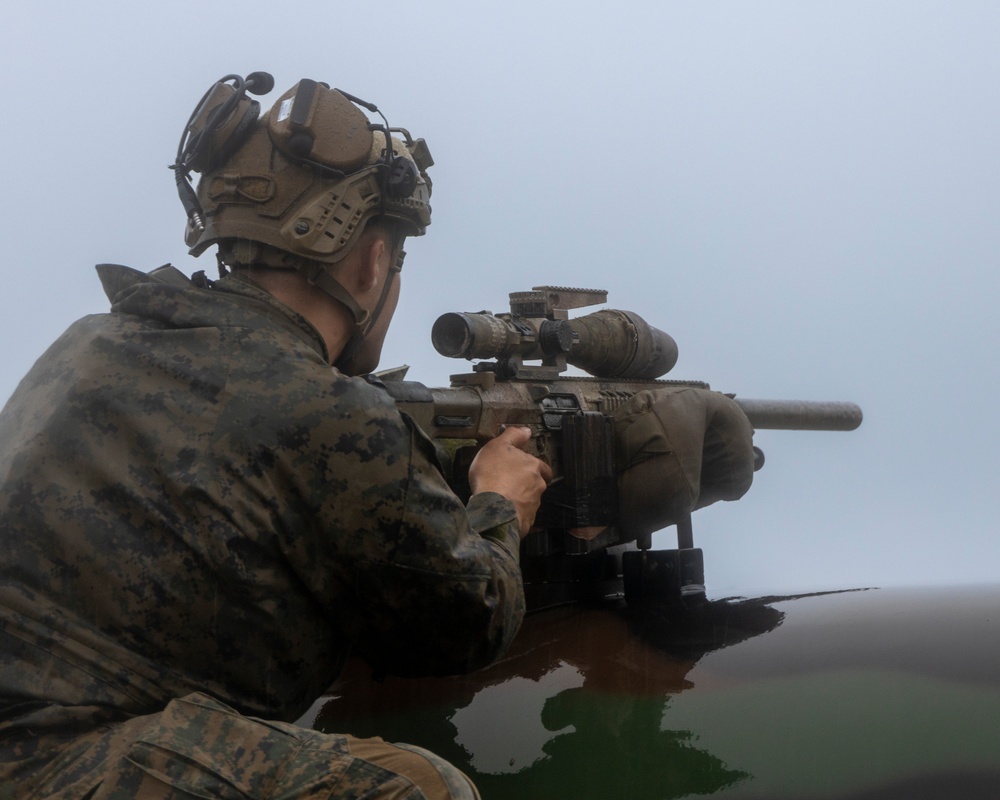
xmin=431 ymin=308 xmax=679 ymax=380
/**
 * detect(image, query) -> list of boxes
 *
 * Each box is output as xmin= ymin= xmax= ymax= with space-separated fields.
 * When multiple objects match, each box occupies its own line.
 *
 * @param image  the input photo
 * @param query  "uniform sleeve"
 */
xmin=272 ymin=379 xmax=525 ymax=679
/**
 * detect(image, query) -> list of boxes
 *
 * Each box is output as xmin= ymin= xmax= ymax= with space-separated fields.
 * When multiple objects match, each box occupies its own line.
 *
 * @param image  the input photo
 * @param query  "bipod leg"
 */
xmin=623 ymin=514 xmax=705 ymax=608
xmin=677 ymin=513 xmax=694 ymax=550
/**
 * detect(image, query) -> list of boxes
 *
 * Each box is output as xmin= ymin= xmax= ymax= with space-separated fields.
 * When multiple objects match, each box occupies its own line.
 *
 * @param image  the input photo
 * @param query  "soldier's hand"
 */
xmin=469 ymin=427 xmax=552 ymax=538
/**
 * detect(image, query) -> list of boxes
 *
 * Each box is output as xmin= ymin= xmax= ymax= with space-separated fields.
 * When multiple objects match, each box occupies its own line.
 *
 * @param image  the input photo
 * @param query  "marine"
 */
xmin=0 ymin=72 xmax=551 ymax=799
xmin=0 ymin=71 xmax=755 ymax=798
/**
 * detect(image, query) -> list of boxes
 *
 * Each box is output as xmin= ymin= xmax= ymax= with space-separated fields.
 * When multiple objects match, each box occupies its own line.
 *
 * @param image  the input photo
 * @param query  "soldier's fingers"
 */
xmin=497 ymin=426 xmax=532 ymax=447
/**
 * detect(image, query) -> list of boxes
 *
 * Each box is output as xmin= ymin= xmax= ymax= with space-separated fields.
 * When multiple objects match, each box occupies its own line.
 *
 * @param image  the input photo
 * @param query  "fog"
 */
xmin=3 ymin=0 xmax=998 ymax=594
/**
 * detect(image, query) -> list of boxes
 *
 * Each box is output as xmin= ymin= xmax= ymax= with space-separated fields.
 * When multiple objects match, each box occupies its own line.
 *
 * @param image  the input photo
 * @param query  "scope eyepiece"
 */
xmin=432 ymin=312 xmax=511 ymax=360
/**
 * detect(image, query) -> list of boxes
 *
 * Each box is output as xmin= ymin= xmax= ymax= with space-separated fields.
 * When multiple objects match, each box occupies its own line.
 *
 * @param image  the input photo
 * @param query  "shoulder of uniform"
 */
xmin=95 ymin=263 xmax=192 ymax=302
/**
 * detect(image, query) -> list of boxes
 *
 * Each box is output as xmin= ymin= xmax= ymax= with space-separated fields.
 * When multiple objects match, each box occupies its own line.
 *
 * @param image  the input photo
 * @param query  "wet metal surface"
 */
xmin=307 ymin=585 xmax=1000 ymax=799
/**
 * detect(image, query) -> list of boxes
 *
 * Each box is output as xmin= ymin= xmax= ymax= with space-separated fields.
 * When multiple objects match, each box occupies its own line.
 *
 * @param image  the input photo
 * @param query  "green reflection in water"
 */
xmin=663 ymin=669 xmax=1000 ymax=798
xmin=314 ymin=595 xmax=802 ymax=798
xmin=319 ymin=679 xmax=750 ymax=800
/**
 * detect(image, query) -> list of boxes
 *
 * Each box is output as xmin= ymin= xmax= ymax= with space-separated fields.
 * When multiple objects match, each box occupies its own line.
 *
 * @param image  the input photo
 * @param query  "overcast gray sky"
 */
xmin=3 ymin=0 xmax=998 ymax=595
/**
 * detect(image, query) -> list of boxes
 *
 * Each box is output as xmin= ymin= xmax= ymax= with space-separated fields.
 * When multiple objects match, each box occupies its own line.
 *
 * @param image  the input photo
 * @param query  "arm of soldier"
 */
xmin=287 ymin=391 xmax=533 ymax=678
xmin=343 ymin=415 xmax=531 ymax=677
xmin=467 ymin=426 xmax=552 ymax=538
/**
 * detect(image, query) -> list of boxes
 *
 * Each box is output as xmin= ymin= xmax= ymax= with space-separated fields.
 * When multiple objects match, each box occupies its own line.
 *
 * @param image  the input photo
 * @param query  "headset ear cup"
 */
xmin=204 ymin=99 xmax=260 ymax=172
xmin=385 ymin=155 xmax=418 ymax=198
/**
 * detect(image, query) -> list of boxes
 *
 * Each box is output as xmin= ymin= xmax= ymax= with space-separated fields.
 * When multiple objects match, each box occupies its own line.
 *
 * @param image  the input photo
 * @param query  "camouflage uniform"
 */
xmin=0 ymin=264 xmax=523 ymax=798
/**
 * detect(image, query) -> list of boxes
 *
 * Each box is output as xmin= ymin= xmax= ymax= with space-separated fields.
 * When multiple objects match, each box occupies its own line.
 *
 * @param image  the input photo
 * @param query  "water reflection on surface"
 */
xmin=314 ymin=593 xmax=794 ymax=799
xmin=310 ymin=586 xmax=1000 ymax=799
xmin=449 ymin=662 xmax=583 ymax=774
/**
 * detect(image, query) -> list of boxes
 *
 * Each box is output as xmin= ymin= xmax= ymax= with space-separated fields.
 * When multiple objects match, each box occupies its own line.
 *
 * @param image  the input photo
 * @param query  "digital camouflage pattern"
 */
xmin=0 ymin=264 xmax=522 ymax=796
xmin=11 ymin=691 xmax=480 ymax=799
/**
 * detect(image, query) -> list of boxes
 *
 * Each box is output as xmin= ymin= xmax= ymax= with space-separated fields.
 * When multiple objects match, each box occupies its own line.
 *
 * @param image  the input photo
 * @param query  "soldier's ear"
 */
xmin=358 ymin=236 xmax=388 ymax=293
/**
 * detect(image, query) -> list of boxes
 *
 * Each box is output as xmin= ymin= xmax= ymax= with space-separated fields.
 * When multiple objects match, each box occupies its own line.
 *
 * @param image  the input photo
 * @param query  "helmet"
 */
xmin=174 ymin=74 xmax=433 ymax=268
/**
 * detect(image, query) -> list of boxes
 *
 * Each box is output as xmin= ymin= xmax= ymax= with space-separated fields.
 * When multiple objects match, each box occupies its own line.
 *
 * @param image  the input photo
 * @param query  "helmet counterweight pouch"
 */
xmin=267 ymin=80 xmax=373 ymax=174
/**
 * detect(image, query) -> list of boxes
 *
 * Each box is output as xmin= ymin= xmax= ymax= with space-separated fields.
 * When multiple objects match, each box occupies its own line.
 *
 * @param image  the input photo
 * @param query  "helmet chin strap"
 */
xmin=303 ymin=250 xmax=404 ymax=374
xmin=219 ymin=238 xmax=401 ymax=374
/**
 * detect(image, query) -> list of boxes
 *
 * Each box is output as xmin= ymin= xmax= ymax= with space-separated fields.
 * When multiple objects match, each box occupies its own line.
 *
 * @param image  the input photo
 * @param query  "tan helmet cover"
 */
xmin=185 ymin=80 xmax=431 ymax=265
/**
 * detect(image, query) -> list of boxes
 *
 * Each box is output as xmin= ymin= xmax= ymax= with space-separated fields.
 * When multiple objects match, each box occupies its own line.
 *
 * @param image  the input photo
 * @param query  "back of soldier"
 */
xmin=0 ymin=72 xmax=530 ymax=800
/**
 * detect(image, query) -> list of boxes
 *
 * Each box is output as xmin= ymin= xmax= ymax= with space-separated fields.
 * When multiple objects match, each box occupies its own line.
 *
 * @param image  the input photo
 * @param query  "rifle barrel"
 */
xmin=734 ymin=398 xmax=863 ymax=431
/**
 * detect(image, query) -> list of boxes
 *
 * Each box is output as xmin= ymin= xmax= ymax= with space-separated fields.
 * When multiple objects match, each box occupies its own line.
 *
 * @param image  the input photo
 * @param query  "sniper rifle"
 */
xmin=374 ymin=287 xmax=862 ymax=607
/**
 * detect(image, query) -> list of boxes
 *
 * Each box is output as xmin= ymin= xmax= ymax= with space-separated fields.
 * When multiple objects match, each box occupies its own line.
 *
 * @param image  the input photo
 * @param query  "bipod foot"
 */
xmin=623 ymin=513 xmax=705 ymax=608
xmin=623 ymin=547 xmax=705 ymax=609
